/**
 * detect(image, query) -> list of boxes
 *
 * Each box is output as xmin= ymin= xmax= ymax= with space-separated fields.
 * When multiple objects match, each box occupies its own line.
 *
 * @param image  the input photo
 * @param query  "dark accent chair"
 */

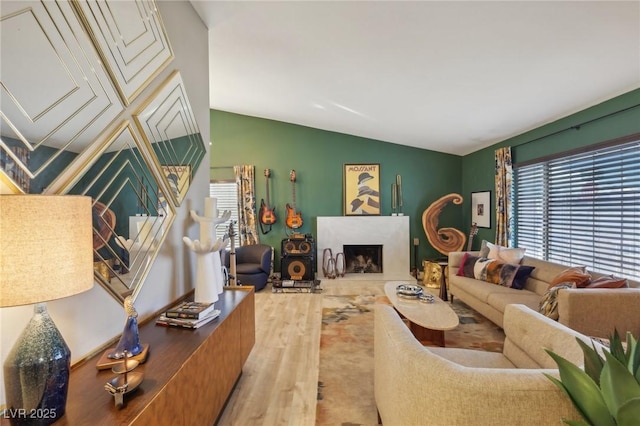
xmin=223 ymin=244 xmax=272 ymax=291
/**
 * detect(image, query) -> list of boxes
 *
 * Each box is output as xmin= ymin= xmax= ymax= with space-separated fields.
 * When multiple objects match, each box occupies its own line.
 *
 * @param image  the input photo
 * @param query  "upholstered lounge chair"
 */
xmin=224 ymin=244 xmax=272 ymax=291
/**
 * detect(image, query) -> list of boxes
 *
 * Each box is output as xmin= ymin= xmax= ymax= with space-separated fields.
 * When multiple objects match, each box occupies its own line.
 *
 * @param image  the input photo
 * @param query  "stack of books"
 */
xmin=156 ymin=301 xmax=220 ymax=329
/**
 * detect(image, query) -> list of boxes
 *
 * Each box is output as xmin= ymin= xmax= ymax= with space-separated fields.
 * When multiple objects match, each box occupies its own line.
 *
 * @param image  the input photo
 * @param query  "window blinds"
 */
xmin=515 ymin=138 xmax=640 ymax=280
xmin=209 ymin=181 xmax=240 ymax=247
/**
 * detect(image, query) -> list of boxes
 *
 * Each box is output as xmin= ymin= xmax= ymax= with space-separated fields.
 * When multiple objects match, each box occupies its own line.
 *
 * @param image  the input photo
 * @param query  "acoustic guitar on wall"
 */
xmin=466 ymin=222 xmax=478 ymax=251
xmin=259 ymin=169 xmax=276 ymax=233
xmin=285 ymin=169 xmax=303 ymax=229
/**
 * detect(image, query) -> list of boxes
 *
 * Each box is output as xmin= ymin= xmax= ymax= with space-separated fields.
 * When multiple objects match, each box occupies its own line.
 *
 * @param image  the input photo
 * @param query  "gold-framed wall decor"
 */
xmin=60 ymin=121 xmax=175 ymax=303
xmin=0 ymin=0 xmax=124 ymax=194
xmin=72 ymin=0 xmax=174 ymax=106
xmin=133 ymin=70 xmax=206 ymax=206
xmin=343 ymin=163 xmax=381 ymax=215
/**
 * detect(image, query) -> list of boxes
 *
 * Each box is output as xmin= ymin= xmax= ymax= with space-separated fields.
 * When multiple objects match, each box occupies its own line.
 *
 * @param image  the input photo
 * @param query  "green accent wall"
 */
xmin=210 ymin=88 xmax=640 ymax=270
xmin=462 ymin=88 xmax=640 ymax=246
xmin=210 ymin=110 xmax=462 ymax=269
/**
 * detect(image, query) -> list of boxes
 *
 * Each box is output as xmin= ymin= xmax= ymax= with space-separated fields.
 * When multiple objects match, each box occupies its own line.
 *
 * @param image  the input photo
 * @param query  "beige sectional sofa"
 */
xmin=448 ymin=251 xmax=640 ymax=338
xmin=374 ymin=303 xmax=606 ymax=426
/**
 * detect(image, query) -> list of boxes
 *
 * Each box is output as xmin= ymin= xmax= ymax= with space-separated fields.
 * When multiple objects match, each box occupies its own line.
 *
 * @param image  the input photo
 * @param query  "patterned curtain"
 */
xmin=495 ymin=147 xmax=513 ymax=247
xmin=233 ymin=165 xmax=259 ymax=245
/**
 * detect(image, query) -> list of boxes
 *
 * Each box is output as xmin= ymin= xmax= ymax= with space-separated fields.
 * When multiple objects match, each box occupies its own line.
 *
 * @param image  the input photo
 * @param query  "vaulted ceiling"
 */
xmin=191 ymin=1 xmax=640 ymax=155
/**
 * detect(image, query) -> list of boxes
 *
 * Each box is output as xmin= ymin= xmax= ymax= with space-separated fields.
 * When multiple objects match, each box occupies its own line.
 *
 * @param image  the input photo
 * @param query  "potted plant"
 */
xmin=544 ymin=331 xmax=640 ymax=426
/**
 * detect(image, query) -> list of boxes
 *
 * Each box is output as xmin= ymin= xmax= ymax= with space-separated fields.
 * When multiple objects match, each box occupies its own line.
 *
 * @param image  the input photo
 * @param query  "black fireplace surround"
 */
xmin=343 ymin=244 xmax=383 ymax=273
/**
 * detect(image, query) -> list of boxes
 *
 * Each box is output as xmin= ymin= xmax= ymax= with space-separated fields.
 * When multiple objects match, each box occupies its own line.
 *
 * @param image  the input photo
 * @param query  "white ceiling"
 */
xmin=190 ymin=1 xmax=640 ymax=156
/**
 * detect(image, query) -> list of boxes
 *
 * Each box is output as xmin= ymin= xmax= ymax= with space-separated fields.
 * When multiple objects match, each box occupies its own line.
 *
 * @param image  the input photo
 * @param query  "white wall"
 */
xmin=0 ymin=0 xmax=210 ymax=406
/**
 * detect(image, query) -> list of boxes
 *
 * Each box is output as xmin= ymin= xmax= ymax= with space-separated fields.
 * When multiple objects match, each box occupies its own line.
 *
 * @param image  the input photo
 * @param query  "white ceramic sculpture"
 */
xmin=183 ymin=198 xmax=231 ymax=303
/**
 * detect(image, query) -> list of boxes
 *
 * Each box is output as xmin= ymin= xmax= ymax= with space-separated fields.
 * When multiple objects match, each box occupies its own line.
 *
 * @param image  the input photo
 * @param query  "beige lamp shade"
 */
xmin=0 ymin=195 xmax=94 ymax=307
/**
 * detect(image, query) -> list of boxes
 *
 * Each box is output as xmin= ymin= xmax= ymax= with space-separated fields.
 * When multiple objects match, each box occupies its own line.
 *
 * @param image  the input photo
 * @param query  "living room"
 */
xmin=1 ymin=1 xmax=639 ymax=425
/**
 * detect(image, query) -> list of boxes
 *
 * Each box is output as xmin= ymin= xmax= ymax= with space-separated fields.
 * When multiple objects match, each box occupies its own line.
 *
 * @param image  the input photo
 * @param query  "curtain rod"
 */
xmin=515 ymin=102 xmax=640 ymax=148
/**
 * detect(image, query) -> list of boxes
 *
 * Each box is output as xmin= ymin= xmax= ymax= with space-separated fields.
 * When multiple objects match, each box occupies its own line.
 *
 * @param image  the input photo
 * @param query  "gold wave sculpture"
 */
xmin=422 ymin=193 xmax=466 ymax=256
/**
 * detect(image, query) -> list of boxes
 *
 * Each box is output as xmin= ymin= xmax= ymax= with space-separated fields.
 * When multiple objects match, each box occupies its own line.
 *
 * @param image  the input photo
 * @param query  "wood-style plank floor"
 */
xmin=217 ymin=280 xmax=389 ymax=425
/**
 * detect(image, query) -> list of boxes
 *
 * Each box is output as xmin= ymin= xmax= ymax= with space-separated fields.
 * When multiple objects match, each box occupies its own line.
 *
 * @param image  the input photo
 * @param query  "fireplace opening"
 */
xmin=343 ymin=244 xmax=383 ymax=273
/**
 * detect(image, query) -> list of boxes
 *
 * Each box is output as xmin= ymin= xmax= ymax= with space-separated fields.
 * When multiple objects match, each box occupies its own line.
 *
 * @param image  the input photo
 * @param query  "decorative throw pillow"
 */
xmin=586 ymin=276 xmax=629 ymax=289
xmin=457 ymin=253 xmax=480 ymax=277
xmin=511 ymin=265 xmax=535 ymax=290
xmin=479 ymin=259 xmax=520 ymax=287
xmin=482 ymin=241 xmax=527 ymax=264
xmin=539 ymin=282 xmax=576 ymax=320
xmin=550 ymin=267 xmax=591 ymax=288
xmin=473 ymin=258 xmax=496 ymax=280
xmin=479 ymin=240 xmax=491 ymax=258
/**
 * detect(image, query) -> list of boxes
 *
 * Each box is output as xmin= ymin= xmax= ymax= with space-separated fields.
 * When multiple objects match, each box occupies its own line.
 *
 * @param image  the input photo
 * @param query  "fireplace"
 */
xmin=344 ymin=244 xmax=383 ymax=273
xmin=316 ymin=216 xmax=412 ymax=280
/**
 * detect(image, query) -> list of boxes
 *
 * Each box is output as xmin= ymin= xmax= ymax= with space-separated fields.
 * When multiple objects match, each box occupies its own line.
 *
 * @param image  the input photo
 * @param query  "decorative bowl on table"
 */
xmin=396 ymin=284 xmax=423 ymax=298
xmin=418 ymin=293 xmax=435 ymax=303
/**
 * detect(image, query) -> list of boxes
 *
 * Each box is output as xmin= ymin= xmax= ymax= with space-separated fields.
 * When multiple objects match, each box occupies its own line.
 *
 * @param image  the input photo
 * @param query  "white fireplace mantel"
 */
xmin=316 ymin=216 xmax=412 ymax=280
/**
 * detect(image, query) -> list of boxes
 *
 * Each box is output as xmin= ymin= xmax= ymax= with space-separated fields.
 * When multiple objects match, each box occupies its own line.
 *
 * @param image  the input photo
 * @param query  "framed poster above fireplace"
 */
xmin=343 ymin=163 xmax=381 ymax=216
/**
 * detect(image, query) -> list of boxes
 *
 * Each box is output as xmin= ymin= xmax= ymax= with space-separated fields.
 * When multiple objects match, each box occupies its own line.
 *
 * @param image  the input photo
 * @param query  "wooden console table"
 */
xmin=15 ymin=287 xmax=254 ymax=425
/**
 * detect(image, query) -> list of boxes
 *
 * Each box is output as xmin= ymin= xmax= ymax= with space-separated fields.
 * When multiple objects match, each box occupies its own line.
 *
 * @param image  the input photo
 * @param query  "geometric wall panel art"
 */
xmin=62 ymin=121 xmax=175 ymax=303
xmin=133 ymin=70 xmax=206 ymax=206
xmin=72 ymin=0 xmax=174 ymax=105
xmin=0 ymin=0 xmax=124 ymax=193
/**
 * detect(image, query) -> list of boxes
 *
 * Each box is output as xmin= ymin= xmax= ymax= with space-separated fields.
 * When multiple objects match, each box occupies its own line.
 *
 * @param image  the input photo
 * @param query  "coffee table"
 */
xmin=384 ymin=281 xmax=459 ymax=346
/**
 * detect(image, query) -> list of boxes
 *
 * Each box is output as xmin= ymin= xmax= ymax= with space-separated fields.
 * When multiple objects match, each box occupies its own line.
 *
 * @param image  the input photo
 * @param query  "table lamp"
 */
xmin=0 ymin=195 xmax=94 ymax=423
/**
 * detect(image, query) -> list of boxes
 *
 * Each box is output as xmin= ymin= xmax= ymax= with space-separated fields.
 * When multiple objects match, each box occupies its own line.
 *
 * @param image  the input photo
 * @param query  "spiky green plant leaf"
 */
xmin=577 ymin=338 xmax=605 ymax=385
xmin=545 ymin=349 xmax=616 ymax=426
xmin=624 ymin=333 xmax=640 ymax=379
xmin=600 ymin=350 xmax=640 ymax=418
xmin=615 ymin=397 xmax=640 ymax=426
xmin=609 ymin=330 xmax=627 ymax=365
xmin=545 ymin=375 xmax=593 ymax=425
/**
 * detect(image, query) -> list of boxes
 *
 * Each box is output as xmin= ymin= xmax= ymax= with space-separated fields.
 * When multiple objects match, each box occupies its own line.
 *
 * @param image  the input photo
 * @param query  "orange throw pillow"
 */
xmin=586 ymin=276 xmax=629 ymax=289
xmin=550 ymin=267 xmax=591 ymax=288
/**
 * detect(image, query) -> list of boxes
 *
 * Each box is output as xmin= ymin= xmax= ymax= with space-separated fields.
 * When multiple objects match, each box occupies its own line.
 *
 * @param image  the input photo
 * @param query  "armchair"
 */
xmin=224 ymin=244 xmax=272 ymax=291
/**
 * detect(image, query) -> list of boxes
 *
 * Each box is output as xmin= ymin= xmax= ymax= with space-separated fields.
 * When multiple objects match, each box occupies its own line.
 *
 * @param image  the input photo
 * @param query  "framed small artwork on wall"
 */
xmin=471 ymin=191 xmax=491 ymax=228
xmin=343 ymin=163 xmax=381 ymax=215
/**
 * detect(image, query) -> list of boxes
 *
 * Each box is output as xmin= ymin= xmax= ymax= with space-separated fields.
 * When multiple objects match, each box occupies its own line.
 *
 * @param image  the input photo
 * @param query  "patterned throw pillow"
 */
xmin=550 ymin=267 xmax=591 ymax=288
xmin=539 ymin=282 xmax=576 ymax=320
xmin=478 ymin=259 xmax=520 ymax=287
xmin=457 ymin=253 xmax=532 ymax=289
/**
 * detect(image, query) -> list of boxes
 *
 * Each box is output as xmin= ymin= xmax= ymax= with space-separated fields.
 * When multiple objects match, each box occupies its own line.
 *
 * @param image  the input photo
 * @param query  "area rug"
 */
xmin=315 ymin=294 xmax=505 ymax=426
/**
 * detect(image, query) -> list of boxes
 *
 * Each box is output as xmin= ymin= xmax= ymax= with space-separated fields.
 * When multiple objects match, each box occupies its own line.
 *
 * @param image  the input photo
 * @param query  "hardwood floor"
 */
xmin=216 ymin=279 xmax=391 ymax=425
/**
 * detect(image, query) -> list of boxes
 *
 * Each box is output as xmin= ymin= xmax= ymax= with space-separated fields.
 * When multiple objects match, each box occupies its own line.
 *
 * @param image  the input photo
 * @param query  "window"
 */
xmin=515 ymin=135 xmax=640 ymax=280
xmin=209 ymin=180 xmax=240 ymax=247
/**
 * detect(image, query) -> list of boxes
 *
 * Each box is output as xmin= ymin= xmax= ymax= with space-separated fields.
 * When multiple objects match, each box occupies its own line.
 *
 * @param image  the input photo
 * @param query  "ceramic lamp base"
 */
xmin=3 ymin=303 xmax=70 ymax=425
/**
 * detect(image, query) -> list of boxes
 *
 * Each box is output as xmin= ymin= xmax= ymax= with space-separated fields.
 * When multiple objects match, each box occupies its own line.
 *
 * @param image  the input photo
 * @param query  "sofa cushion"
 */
xmin=486 ymin=291 xmax=542 ymax=314
xmin=427 ymin=346 xmax=517 ymax=369
xmin=550 ymin=266 xmax=591 ymax=288
xmin=452 ymin=276 xmax=517 ymax=303
xmin=586 ymin=275 xmax=629 ymax=289
xmin=539 ymin=282 xmax=576 ymax=319
xmin=522 ymin=257 xmax=575 ymax=287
